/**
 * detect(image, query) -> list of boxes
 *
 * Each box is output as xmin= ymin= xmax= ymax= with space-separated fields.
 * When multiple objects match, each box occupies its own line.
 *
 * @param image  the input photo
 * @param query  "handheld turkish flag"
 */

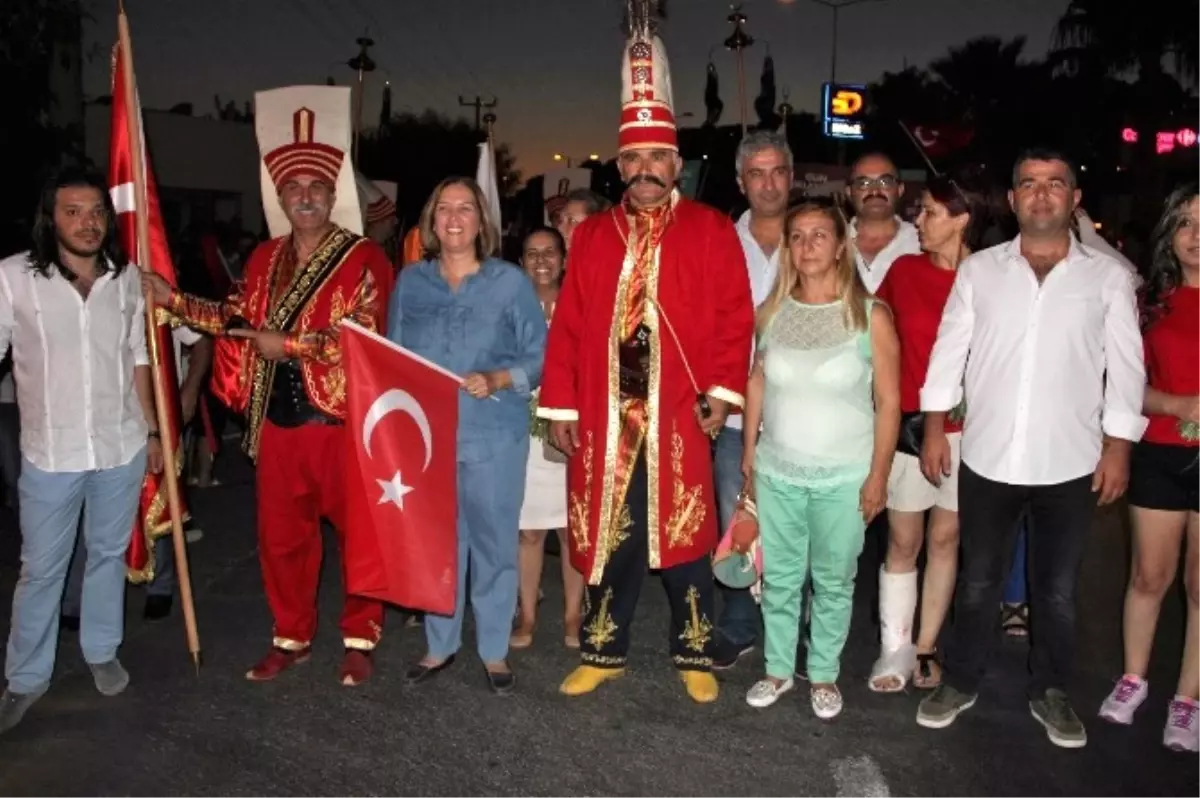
xmin=109 ymin=41 xmax=189 ymax=583
xmin=341 ymin=321 xmax=459 ymax=615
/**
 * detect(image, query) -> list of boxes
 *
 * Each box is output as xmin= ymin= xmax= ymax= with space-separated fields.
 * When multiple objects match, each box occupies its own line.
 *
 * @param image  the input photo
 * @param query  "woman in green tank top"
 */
xmin=740 ymin=201 xmax=901 ymax=719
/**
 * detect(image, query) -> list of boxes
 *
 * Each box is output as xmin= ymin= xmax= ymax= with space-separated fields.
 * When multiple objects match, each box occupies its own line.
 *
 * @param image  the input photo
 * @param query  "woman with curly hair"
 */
xmin=1099 ymin=183 xmax=1199 ymax=753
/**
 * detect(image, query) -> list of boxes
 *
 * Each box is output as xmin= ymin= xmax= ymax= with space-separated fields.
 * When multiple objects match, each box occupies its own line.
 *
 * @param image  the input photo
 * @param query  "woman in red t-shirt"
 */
xmin=869 ymin=174 xmax=987 ymax=693
xmin=1100 ymin=184 xmax=1199 ymax=753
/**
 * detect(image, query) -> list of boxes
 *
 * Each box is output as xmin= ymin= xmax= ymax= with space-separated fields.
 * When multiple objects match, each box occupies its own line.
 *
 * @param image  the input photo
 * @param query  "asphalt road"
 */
xmin=0 ymin=453 xmax=1195 ymax=796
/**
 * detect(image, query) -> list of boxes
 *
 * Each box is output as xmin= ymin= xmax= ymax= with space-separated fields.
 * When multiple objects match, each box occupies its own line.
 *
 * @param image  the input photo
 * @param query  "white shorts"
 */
xmin=886 ymin=431 xmax=961 ymax=513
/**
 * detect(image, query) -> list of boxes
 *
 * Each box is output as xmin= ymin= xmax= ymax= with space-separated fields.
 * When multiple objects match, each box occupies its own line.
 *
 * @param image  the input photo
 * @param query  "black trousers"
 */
xmin=943 ymin=463 xmax=1095 ymax=697
xmin=578 ymin=454 xmax=716 ymax=672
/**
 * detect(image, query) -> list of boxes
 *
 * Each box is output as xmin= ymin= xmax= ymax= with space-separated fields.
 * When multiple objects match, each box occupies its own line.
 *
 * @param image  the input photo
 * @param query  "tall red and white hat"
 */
xmin=356 ymin=171 xmax=398 ymax=225
xmin=255 ymin=85 xmax=362 ymax=237
xmin=618 ymin=1 xmax=677 ymax=153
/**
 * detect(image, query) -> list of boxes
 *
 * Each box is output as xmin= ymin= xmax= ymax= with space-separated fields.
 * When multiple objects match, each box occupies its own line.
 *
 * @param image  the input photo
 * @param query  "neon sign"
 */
xmin=822 ymin=83 xmax=866 ymax=141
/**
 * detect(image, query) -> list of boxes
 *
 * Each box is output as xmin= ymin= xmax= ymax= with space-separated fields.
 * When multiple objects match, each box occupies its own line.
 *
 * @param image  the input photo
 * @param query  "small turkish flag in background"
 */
xmin=342 ymin=321 xmax=459 ymax=615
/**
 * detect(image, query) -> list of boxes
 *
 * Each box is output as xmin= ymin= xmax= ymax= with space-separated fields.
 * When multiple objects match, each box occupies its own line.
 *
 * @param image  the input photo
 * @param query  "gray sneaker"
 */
xmin=1030 ymin=688 xmax=1087 ymax=749
xmin=0 ymin=687 xmax=48 ymax=735
xmin=89 ymin=659 xmax=130 ymax=697
xmin=917 ymin=683 xmax=978 ymax=729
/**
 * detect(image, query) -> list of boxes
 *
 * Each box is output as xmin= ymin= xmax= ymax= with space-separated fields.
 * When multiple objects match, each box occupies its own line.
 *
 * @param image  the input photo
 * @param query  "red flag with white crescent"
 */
xmin=109 ymin=41 xmax=189 ymax=583
xmin=341 ymin=321 xmax=459 ymax=615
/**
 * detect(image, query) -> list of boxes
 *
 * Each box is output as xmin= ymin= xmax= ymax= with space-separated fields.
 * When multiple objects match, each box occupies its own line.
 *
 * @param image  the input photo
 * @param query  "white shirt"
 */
xmin=0 ymin=252 xmax=150 ymax=473
xmin=726 ymin=210 xmax=781 ymax=431
xmin=920 ymin=236 xmax=1147 ymax=486
xmin=851 ymin=216 xmax=921 ymax=293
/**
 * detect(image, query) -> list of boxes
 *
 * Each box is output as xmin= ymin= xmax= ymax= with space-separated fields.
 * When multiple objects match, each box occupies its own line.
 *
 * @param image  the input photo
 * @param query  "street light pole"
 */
xmin=805 ymin=0 xmax=888 ymax=85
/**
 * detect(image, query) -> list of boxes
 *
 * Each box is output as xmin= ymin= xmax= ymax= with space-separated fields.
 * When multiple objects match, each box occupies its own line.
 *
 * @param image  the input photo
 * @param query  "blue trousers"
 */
xmin=424 ymin=438 xmax=528 ymax=664
xmin=1003 ymin=516 xmax=1030 ymax=604
xmin=712 ymin=426 xmax=760 ymax=648
xmin=6 ymin=449 xmax=146 ymax=693
xmin=62 ymin=531 xmax=174 ymax=618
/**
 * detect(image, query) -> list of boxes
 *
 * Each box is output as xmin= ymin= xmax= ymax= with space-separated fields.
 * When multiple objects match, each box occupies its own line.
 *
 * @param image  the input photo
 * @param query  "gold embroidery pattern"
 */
xmin=645 ymin=244 xmax=664 ymax=569
xmin=583 ymin=587 xmax=618 ymax=650
xmin=591 ymin=241 xmax=633 ymax=585
xmin=665 ymin=427 xmax=705 ymax=548
xmin=243 ymin=230 xmax=360 ymax=459
xmin=568 ymin=432 xmax=594 ymax=554
xmin=581 ymin=653 xmax=627 ymax=667
xmin=672 ymin=655 xmax=713 ymax=668
xmin=678 ymin=585 xmax=713 ymax=654
xmin=605 ymin=504 xmax=632 ymax=560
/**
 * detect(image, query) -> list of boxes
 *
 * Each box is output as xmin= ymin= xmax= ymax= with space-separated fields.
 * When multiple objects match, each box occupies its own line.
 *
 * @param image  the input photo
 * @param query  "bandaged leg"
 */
xmin=868 ymin=567 xmax=918 ymax=692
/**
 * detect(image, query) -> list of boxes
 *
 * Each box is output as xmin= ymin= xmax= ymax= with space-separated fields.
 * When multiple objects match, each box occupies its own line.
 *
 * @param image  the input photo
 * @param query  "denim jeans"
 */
xmin=712 ymin=426 xmax=760 ymax=648
xmin=62 ymin=527 xmax=174 ymax=618
xmin=6 ymin=449 xmax=146 ymax=693
xmin=425 ymin=438 xmax=528 ymax=664
xmin=943 ymin=464 xmax=1094 ymax=698
xmin=1003 ymin=517 xmax=1029 ymax=604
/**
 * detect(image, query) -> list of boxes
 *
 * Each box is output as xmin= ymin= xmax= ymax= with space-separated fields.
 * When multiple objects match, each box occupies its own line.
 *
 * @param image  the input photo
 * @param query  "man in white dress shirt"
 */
xmin=0 ymin=168 xmax=164 ymax=735
xmin=845 ymin=152 xmax=922 ymax=294
xmin=712 ymin=130 xmax=787 ymax=668
xmin=915 ymin=149 xmax=1147 ymax=749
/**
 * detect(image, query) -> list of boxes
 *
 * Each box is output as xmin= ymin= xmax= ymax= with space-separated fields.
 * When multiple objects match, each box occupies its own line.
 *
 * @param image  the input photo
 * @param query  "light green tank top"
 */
xmin=755 ymin=297 xmax=875 ymax=489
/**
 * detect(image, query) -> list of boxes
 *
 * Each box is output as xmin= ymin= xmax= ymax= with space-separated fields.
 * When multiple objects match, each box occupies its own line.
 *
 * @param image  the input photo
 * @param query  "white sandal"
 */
xmin=868 ymin=643 xmax=917 ymax=693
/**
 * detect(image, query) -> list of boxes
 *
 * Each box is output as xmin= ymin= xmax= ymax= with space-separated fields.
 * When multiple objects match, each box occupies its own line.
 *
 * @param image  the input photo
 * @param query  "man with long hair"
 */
xmin=0 ymin=166 xmax=165 ymax=734
xmin=143 ymin=88 xmax=393 ymax=687
xmin=537 ymin=4 xmax=754 ymax=704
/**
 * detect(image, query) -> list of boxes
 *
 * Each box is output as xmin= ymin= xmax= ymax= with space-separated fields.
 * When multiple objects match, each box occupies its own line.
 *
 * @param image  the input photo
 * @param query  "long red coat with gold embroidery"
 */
xmin=167 ymin=225 xmax=392 ymax=460
xmin=537 ymin=196 xmax=754 ymax=584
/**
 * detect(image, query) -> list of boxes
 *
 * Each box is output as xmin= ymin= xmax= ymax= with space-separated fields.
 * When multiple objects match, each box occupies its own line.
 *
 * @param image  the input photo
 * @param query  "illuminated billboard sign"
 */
xmin=822 ymin=83 xmax=866 ymax=140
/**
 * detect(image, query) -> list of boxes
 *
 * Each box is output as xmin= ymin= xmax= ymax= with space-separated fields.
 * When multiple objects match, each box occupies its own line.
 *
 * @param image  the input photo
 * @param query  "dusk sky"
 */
xmin=82 ymin=0 xmax=1069 ymax=173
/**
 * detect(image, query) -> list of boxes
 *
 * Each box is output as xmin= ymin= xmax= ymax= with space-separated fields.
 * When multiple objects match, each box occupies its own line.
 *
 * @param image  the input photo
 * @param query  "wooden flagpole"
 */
xmin=117 ymin=4 xmax=202 ymax=673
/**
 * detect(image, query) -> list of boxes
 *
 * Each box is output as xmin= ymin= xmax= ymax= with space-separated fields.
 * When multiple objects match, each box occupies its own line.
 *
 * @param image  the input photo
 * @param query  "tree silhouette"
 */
xmin=358 ymin=110 xmax=521 ymax=231
xmin=0 ymin=0 xmax=88 ymax=253
xmin=1052 ymin=0 xmax=1197 ymax=86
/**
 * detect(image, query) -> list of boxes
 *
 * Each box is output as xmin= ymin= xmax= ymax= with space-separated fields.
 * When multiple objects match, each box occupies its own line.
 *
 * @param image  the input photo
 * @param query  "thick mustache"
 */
xmin=864 ymin=194 xmax=888 ymax=202
xmin=629 ymin=174 xmax=667 ymax=188
xmin=293 ymin=203 xmax=323 ymax=213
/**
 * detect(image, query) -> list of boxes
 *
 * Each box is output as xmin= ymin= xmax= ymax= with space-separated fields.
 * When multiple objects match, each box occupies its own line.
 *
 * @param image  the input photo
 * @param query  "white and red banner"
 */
xmin=109 ymin=41 xmax=188 ymax=583
xmin=341 ymin=321 xmax=459 ymax=615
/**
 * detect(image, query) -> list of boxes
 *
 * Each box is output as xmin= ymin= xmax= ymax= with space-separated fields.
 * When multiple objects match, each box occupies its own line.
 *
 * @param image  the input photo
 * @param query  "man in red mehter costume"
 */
xmin=537 ymin=1 xmax=754 ymax=703
xmin=143 ymin=86 xmax=392 ymax=686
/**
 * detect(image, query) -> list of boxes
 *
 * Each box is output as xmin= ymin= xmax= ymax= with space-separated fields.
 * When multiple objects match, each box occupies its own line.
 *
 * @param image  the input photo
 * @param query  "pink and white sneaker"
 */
xmin=1163 ymin=696 xmax=1199 ymax=753
xmin=1099 ymin=675 xmax=1148 ymax=725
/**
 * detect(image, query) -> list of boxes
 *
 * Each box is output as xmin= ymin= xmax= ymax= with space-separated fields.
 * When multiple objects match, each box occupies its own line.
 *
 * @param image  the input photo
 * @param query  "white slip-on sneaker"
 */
xmin=811 ymin=684 xmax=844 ymax=720
xmin=746 ymin=677 xmax=794 ymax=708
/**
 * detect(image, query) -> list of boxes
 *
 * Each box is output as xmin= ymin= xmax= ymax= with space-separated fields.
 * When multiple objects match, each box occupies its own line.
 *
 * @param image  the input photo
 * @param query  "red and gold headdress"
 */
xmin=618 ymin=0 xmax=677 ymax=153
xmin=262 ymin=107 xmax=345 ymax=190
xmin=254 ymin=85 xmax=362 ymax=237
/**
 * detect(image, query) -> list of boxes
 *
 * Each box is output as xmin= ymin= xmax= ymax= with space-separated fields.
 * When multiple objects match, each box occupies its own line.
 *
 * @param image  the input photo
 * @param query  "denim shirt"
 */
xmin=387 ymin=258 xmax=547 ymax=463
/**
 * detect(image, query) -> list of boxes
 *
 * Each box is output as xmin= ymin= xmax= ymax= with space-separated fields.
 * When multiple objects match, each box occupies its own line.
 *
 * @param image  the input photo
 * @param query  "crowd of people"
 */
xmin=0 ymin=13 xmax=1194 ymax=768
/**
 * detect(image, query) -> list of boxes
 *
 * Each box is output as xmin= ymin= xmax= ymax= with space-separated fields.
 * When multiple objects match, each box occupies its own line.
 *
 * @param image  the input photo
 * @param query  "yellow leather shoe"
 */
xmin=680 ymin=670 xmax=719 ymax=704
xmin=559 ymin=665 xmax=625 ymax=696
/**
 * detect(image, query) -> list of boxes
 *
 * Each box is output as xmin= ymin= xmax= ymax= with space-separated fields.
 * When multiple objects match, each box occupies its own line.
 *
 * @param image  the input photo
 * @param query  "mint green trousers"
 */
xmin=757 ymin=472 xmax=866 ymax=683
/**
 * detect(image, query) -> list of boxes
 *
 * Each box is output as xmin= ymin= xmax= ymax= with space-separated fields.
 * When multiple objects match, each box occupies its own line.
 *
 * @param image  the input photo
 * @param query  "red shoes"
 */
xmin=244 ymin=646 xmax=374 ymax=685
xmin=339 ymin=650 xmax=374 ymax=687
xmin=245 ymin=646 xmax=312 ymax=681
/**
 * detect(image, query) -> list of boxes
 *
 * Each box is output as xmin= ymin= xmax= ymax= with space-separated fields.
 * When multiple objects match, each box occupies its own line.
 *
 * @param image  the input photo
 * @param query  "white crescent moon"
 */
xmin=361 ymin=389 xmax=433 ymax=471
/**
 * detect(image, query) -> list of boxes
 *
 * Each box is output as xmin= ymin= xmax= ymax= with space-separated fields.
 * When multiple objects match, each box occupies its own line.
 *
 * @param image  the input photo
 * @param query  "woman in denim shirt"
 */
xmin=388 ymin=177 xmax=547 ymax=694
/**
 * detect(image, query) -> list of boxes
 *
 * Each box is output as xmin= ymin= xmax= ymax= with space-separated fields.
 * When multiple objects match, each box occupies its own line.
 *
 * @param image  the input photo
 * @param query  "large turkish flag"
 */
xmin=342 ymin=321 xmax=459 ymax=615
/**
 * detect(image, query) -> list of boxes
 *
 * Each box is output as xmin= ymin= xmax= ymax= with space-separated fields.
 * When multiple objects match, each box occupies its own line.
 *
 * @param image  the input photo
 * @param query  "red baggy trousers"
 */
xmin=256 ymin=420 xmax=383 ymax=650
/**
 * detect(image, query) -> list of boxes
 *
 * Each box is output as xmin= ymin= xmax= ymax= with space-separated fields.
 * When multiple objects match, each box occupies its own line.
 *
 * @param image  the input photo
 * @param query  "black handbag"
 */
xmin=897 ymin=411 xmax=925 ymax=458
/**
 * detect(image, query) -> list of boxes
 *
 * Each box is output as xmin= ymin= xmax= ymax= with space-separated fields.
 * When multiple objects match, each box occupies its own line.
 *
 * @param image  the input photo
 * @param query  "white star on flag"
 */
xmin=377 ymin=471 xmax=414 ymax=509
